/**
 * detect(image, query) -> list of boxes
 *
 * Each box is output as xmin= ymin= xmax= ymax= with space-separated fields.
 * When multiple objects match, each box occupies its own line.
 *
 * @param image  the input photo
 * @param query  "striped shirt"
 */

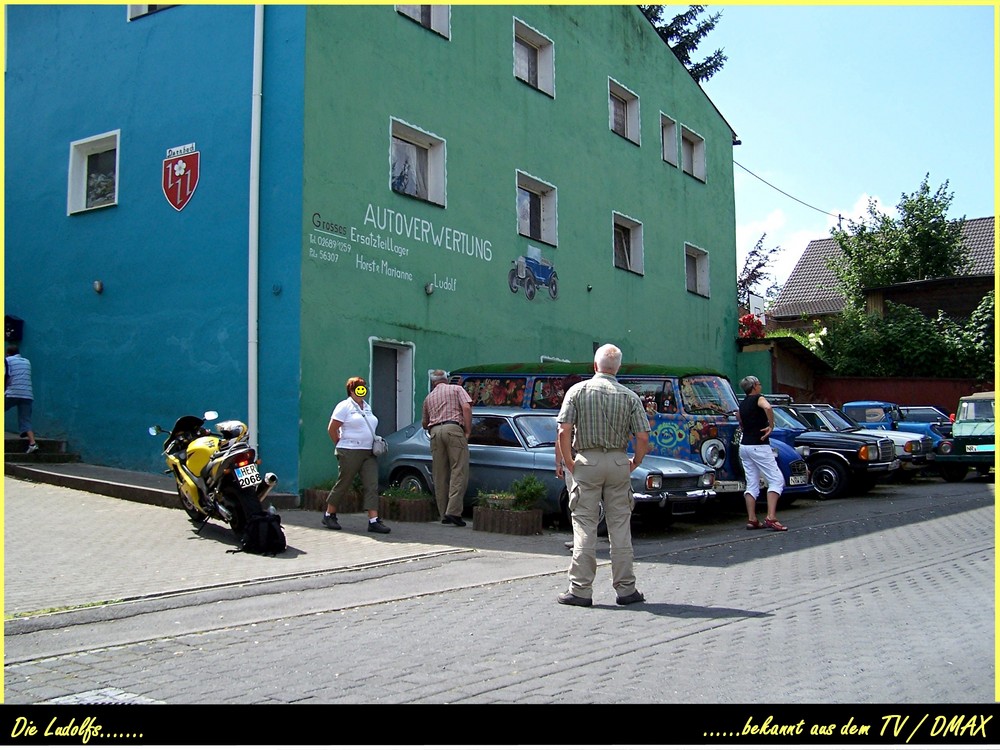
xmin=4 ymin=354 xmax=33 ymax=400
xmin=557 ymin=372 xmax=648 ymax=451
xmin=422 ymin=383 xmax=472 ymax=428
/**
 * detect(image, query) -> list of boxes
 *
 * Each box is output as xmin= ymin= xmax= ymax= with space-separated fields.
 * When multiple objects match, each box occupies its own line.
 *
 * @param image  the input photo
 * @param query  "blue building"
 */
xmin=5 ymin=5 xmax=742 ymax=493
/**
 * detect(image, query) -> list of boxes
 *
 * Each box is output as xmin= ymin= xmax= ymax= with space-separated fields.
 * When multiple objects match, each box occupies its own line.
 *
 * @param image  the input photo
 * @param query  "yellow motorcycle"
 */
xmin=149 ymin=411 xmax=278 ymax=538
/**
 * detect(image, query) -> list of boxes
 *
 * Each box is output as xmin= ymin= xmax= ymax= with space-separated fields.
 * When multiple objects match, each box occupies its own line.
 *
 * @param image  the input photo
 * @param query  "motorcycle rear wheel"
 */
xmin=222 ymin=487 xmax=258 ymax=536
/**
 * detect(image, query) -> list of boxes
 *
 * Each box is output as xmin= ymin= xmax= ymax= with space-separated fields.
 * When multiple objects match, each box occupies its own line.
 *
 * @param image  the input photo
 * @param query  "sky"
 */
xmin=695 ymin=4 xmax=997 ymax=292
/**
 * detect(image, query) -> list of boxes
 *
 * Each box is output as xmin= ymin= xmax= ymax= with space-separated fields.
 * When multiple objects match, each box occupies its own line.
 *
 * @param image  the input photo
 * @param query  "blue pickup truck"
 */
xmin=842 ymin=400 xmax=950 ymax=454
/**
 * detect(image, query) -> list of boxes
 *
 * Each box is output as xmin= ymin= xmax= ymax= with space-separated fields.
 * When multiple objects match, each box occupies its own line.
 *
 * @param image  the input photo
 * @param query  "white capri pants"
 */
xmin=739 ymin=443 xmax=785 ymax=497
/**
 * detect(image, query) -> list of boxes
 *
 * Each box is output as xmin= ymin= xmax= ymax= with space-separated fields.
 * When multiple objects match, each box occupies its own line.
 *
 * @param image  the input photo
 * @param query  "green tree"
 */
xmin=639 ymin=5 xmax=727 ymax=83
xmin=737 ymin=233 xmax=783 ymax=309
xmin=829 ymin=175 xmax=968 ymax=306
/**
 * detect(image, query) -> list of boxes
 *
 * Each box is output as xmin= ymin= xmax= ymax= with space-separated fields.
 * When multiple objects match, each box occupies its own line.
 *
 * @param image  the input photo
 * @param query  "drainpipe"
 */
xmin=248 ymin=5 xmax=263 ymax=447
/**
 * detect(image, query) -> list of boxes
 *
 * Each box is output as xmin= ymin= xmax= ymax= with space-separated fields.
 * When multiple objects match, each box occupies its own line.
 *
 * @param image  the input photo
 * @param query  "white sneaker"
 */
xmin=25 ymin=443 xmax=38 ymax=454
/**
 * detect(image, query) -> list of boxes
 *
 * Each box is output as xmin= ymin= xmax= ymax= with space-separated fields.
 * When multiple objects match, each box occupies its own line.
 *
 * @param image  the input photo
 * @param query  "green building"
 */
xmin=298 ymin=5 xmax=739 ymax=488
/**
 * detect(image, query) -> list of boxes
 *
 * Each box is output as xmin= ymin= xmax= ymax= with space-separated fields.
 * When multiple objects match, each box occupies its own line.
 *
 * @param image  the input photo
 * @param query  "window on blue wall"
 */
xmin=390 ymin=119 xmax=446 ymax=206
xmin=513 ymin=19 xmax=554 ymax=97
xmin=613 ymin=213 xmax=643 ymax=275
xmin=397 ymin=5 xmax=451 ymax=39
xmin=68 ymin=131 xmax=119 ymax=215
xmin=127 ymin=5 xmax=175 ymax=20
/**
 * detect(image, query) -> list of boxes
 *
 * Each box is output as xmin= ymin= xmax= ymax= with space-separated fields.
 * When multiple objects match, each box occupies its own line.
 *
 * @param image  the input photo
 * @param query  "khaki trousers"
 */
xmin=430 ymin=423 xmax=469 ymax=518
xmin=567 ymin=448 xmax=636 ymax=599
xmin=327 ymin=448 xmax=379 ymax=512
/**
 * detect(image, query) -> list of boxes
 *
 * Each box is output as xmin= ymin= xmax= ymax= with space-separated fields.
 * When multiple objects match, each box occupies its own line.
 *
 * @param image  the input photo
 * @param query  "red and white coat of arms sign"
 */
xmin=162 ymin=143 xmax=200 ymax=211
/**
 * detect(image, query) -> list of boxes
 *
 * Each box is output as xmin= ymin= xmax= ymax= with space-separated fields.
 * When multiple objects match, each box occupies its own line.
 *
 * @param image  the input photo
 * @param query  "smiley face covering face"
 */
xmin=354 ymin=385 xmax=368 ymax=398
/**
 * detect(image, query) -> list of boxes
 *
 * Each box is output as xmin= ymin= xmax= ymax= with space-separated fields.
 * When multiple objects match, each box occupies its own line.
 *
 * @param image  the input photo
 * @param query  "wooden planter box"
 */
xmin=473 ymin=506 xmax=543 ymax=535
xmin=378 ymin=495 xmax=437 ymax=523
xmin=301 ymin=487 xmax=362 ymax=513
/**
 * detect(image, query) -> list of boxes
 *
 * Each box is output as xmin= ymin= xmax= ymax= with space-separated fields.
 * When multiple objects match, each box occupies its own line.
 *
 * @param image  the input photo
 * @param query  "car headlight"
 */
xmin=858 ymin=445 xmax=871 ymax=461
xmin=699 ymin=471 xmax=715 ymax=489
xmin=797 ymin=446 xmax=810 ymax=458
xmin=645 ymin=474 xmax=662 ymax=491
xmin=903 ymin=440 xmax=919 ymax=454
xmin=938 ymin=441 xmax=954 ymax=455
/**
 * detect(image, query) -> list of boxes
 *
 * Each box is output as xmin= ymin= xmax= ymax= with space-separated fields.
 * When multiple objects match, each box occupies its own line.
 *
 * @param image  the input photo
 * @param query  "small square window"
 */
xmin=513 ymin=19 xmax=554 ymax=96
xmin=68 ymin=130 xmax=119 ymax=214
xmin=127 ymin=5 xmax=174 ymax=20
xmin=391 ymin=119 xmax=446 ymax=206
xmin=608 ymin=78 xmax=640 ymax=144
xmin=613 ymin=212 xmax=643 ymax=275
xmin=661 ymin=113 xmax=678 ymax=166
xmin=681 ymin=126 xmax=706 ymax=181
xmin=397 ymin=5 xmax=450 ymax=39
xmin=516 ymin=171 xmax=557 ymax=245
xmin=685 ymin=243 xmax=710 ymax=296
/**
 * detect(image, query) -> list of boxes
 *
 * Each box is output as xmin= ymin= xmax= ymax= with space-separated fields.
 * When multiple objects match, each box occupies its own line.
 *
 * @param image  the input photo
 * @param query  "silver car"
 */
xmin=378 ymin=407 xmax=716 ymax=524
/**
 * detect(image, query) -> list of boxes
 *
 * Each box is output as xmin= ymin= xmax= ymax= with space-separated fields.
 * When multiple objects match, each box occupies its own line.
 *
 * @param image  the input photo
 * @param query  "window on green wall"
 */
xmin=513 ymin=19 xmax=554 ymax=97
xmin=396 ymin=5 xmax=451 ymax=39
xmin=391 ymin=119 xmax=446 ymax=206
xmin=681 ymin=125 xmax=706 ymax=181
xmin=609 ymin=78 xmax=640 ymax=144
xmin=516 ymin=171 xmax=557 ymax=245
xmin=613 ymin=212 xmax=643 ymax=275
xmin=685 ymin=243 xmax=710 ymax=297
xmin=660 ymin=113 xmax=678 ymax=167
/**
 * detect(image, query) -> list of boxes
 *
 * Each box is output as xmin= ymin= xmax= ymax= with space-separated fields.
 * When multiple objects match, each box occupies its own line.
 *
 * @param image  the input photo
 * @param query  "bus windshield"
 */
xmin=678 ymin=375 xmax=739 ymax=416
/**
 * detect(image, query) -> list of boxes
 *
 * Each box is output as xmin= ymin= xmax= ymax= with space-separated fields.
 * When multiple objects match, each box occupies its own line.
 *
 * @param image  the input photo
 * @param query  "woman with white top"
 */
xmin=322 ymin=376 xmax=390 ymax=534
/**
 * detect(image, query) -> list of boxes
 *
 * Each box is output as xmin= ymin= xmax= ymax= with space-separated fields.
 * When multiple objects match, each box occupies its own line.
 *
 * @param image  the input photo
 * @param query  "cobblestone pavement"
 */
xmin=2 ymin=473 xmax=995 ymax=708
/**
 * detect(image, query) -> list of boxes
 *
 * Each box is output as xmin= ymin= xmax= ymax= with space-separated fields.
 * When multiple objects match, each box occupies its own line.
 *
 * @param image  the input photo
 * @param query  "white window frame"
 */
xmin=680 ymin=125 xmax=706 ymax=181
xmin=390 ymin=118 xmax=447 ymax=207
xmin=127 ymin=5 xmax=174 ymax=20
xmin=608 ymin=78 xmax=640 ymax=145
xmin=612 ymin=212 xmax=644 ymax=275
xmin=67 ymin=130 xmax=120 ymax=215
xmin=396 ymin=5 xmax=451 ymax=39
xmin=660 ymin=112 xmax=678 ymax=167
xmin=685 ymin=243 xmax=710 ymax=297
xmin=513 ymin=18 xmax=554 ymax=97
xmin=516 ymin=170 xmax=557 ymax=246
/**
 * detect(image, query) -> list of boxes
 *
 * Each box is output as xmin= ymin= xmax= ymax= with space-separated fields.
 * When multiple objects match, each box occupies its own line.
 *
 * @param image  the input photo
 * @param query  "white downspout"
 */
xmin=248 ymin=5 xmax=263 ymax=447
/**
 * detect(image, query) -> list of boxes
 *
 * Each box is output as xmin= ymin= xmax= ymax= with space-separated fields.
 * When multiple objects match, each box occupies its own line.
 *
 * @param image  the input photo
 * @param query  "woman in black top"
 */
xmin=737 ymin=375 xmax=788 ymax=531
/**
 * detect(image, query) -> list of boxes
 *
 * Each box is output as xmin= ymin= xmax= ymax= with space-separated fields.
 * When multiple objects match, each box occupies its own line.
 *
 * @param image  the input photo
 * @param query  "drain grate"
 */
xmin=47 ymin=688 xmax=164 ymax=705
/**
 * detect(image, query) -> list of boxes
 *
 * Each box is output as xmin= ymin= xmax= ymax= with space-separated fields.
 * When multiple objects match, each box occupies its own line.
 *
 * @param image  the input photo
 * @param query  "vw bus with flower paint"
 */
xmin=449 ymin=362 xmax=760 ymax=496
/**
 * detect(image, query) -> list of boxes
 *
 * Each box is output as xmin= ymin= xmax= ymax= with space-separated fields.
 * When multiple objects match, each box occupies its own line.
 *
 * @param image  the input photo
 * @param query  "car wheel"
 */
xmin=809 ymin=457 xmax=849 ymax=499
xmin=395 ymin=470 xmax=430 ymax=495
xmin=939 ymin=465 xmax=968 ymax=482
xmin=547 ymin=273 xmax=558 ymax=300
xmin=523 ymin=273 xmax=537 ymax=301
xmin=507 ymin=268 xmax=520 ymax=294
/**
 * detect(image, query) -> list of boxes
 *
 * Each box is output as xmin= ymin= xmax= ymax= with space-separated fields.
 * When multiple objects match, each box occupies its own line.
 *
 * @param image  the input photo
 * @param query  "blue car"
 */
xmin=843 ymin=400 xmax=950 ymax=453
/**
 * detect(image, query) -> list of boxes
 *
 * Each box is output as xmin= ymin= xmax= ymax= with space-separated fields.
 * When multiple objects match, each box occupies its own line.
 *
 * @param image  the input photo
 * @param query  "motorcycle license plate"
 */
xmin=235 ymin=464 xmax=261 ymax=489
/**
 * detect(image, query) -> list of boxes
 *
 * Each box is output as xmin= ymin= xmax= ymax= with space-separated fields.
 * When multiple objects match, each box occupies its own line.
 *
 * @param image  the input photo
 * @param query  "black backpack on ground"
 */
xmin=232 ymin=510 xmax=287 ymax=556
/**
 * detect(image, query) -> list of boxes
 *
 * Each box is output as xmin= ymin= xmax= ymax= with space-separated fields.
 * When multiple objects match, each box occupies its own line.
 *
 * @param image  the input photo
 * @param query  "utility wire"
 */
xmin=734 ymin=159 xmax=840 ymax=220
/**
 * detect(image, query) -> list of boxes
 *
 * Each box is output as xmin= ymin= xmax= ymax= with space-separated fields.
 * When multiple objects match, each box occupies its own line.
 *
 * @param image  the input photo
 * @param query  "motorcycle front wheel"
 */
xmin=177 ymin=488 xmax=208 ymax=524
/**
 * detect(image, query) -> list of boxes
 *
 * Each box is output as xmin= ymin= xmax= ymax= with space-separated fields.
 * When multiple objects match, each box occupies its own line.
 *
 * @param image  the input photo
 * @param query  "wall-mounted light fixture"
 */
xmin=424 ymin=282 xmax=434 ymax=295
xmin=93 ymin=280 xmax=104 ymax=294
xmin=587 ymin=284 xmax=593 ymax=292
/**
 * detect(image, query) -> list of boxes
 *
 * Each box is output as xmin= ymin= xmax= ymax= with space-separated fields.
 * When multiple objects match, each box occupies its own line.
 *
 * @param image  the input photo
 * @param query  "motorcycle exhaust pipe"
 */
xmin=257 ymin=472 xmax=278 ymax=503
